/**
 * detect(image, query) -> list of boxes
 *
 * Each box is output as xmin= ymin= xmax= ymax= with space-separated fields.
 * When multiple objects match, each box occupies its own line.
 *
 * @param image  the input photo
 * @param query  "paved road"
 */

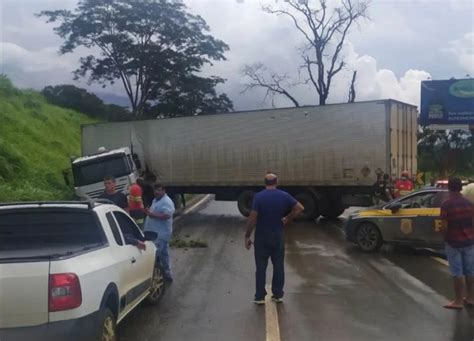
xmin=118 ymin=200 xmax=474 ymax=341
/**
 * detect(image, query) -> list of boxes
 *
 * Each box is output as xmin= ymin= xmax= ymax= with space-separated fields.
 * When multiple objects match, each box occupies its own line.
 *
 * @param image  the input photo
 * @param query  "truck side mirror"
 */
xmin=132 ymin=153 xmax=142 ymax=170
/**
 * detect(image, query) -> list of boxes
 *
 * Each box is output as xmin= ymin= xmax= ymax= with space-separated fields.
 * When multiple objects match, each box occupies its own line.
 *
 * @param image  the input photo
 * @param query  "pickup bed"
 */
xmin=0 ymin=201 xmax=165 ymax=341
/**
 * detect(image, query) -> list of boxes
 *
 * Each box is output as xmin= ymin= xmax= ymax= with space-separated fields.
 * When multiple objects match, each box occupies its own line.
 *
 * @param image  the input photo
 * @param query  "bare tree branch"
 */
xmin=246 ymin=0 xmax=369 ymax=106
xmin=241 ymin=63 xmax=300 ymax=107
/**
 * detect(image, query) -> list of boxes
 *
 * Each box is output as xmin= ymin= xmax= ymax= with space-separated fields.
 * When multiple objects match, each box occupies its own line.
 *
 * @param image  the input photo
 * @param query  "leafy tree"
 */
xmin=418 ymin=126 xmax=473 ymax=176
xmin=39 ymin=0 xmax=233 ymax=118
xmin=42 ymin=85 xmax=104 ymax=117
xmin=148 ymin=75 xmax=233 ymax=118
xmin=41 ymin=84 xmax=131 ymax=121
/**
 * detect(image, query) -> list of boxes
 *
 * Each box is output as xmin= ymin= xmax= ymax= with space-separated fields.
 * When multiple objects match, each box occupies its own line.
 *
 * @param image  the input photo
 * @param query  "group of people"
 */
xmin=97 ymin=173 xmax=474 ymax=311
xmin=374 ymin=171 xmax=415 ymax=203
xmin=99 ymin=175 xmax=175 ymax=283
xmin=99 ymin=172 xmax=305 ymax=304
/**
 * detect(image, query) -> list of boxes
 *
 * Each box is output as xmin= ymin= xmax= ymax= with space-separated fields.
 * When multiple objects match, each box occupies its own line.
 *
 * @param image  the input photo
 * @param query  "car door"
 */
xmin=425 ymin=191 xmax=450 ymax=246
xmin=104 ymin=211 xmax=134 ymax=317
xmin=382 ymin=191 xmax=439 ymax=244
xmin=112 ymin=211 xmax=155 ymax=311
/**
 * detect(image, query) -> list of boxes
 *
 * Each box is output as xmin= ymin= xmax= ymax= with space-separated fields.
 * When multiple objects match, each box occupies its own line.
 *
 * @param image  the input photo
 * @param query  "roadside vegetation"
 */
xmin=170 ymin=235 xmax=208 ymax=249
xmin=0 ymin=76 xmax=95 ymax=202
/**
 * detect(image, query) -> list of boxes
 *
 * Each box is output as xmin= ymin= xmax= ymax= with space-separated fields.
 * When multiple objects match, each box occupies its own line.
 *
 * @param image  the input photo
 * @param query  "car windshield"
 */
xmin=389 ymin=191 xmax=449 ymax=209
xmin=72 ymin=154 xmax=130 ymax=187
xmin=0 ymin=209 xmax=105 ymax=260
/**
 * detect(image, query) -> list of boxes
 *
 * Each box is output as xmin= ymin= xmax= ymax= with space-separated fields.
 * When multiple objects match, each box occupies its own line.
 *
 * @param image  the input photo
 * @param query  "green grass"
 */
xmin=169 ymin=236 xmax=208 ymax=248
xmin=0 ymin=76 xmax=97 ymax=201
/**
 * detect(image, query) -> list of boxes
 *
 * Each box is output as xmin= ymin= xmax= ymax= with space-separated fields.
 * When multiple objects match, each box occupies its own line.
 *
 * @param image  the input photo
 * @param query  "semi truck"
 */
xmin=71 ymin=99 xmax=418 ymax=219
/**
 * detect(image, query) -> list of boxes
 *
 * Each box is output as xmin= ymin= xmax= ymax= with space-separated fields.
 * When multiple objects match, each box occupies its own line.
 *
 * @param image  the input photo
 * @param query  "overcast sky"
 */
xmin=0 ymin=0 xmax=473 ymax=111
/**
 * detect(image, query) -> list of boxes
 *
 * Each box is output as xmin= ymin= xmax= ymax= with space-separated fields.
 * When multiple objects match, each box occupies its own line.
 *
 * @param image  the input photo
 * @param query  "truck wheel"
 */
xmin=146 ymin=262 xmax=166 ymax=305
xmin=171 ymin=194 xmax=183 ymax=211
xmin=237 ymin=191 xmax=255 ymax=217
xmin=294 ymin=192 xmax=319 ymax=220
xmin=356 ymin=223 xmax=383 ymax=252
xmin=321 ymin=200 xmax=345 ymax=219
xmin=99 ymin=308 xmax=116 ymax=341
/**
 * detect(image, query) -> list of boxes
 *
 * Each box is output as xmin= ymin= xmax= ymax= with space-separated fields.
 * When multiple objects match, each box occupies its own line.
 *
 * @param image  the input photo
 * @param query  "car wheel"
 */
xmin=356 ymin=223 xmax=383 ymax=252
xmin=99 ymin=308 xmax=116 ymax=341
xmin=146 ymin=263 xmax=166 ymax=305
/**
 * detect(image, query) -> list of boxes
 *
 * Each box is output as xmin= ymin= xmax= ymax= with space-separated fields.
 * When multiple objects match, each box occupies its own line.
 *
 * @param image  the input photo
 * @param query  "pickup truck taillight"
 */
xmin=49 ymin=273 xmax=82 ymax=312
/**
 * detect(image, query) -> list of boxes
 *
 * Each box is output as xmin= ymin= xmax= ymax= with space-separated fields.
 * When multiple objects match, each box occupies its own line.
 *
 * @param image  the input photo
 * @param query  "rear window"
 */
xmin=0 ymin=209 xmax=105 ymax=257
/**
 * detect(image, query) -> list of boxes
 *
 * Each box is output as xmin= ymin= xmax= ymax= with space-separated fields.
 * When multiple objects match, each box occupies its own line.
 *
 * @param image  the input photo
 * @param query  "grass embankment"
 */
xmin=0 ymin=76 xmax=96 ymax=201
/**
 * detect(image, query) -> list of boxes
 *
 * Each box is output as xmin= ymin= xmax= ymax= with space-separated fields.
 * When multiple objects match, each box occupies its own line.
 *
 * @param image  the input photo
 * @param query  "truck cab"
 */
xmin=71 ymin=147 xmax=139 ymax=199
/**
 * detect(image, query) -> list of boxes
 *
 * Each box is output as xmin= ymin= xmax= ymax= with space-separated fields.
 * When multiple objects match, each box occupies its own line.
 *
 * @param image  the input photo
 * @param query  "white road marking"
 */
xmin=265 ymin=285 xmax=281 ymax=341
xmin=174 ymin=194 xmax=212 ymax=223
xmin=431 ymin=256 xmax=449 ymax=266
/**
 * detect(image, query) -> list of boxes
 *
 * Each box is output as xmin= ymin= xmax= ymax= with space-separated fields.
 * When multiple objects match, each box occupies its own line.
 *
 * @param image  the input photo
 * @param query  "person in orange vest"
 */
xmin=394 ymin=171 xmax=414 ymax=198
xmin=128 ymin=178 xmax=146 ymax=229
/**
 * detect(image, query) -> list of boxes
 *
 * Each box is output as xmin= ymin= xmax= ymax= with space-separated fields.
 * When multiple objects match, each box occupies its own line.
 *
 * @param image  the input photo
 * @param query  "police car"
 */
xmin=345 ymin=189 xmax=450 ymax=252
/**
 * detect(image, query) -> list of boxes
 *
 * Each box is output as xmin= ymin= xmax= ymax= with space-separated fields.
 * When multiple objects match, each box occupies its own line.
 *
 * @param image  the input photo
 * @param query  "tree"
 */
xmin=243 ymin=0 xmax=369 ymax=106
xmin=148 ymin=74 xmax=233 ymax=118
xmin=348 ymin=70 xmax=357 ymax=103
xmin=42 ymin=85 xmax=104 ymax=117
xmin=242 ymin=63 xmax=300 ymax=107
xmin=418 ymin=126 xmax=473 ymax=176
xmin=39 ymin=0 xmax=233 ymax=118
xmin=41 ymin=84 xmax=131 ymax=121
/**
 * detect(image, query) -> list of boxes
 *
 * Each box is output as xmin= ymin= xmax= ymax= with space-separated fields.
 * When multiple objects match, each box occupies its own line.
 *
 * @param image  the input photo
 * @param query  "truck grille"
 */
xmin=85 ymin=184 xmax=127 ymax=199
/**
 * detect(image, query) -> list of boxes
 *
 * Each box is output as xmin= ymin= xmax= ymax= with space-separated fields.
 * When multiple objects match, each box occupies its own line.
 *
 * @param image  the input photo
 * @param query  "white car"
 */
xmin=0 ymin=201 xmax=165 ymax=341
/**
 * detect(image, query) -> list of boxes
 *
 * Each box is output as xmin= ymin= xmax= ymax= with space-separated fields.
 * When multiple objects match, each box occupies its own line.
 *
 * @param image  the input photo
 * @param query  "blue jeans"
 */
xmin=254 ymin=234 xmax=285 ymax=300
xmin=445 ymin=243 xmax=474 ymax=277
xmin=155 ymin=238 xmax=172 ymax=279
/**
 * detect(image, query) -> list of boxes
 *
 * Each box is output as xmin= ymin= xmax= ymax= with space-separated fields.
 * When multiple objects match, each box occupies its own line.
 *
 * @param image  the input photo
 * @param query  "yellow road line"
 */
xmin=431 ymin=256 xmax=449 ymax=266
xmin=265 ymin=285 xmax=281 ymax=341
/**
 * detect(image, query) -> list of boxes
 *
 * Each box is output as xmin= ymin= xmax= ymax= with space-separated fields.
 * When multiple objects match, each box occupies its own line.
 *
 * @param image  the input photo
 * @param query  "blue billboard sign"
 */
xmin=420 ymin=78 xmax=474 ymax=126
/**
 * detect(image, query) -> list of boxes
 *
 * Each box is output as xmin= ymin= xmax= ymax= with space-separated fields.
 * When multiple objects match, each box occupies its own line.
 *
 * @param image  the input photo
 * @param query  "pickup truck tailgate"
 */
xmin=0 ymin=262 xmax=50 ymax=328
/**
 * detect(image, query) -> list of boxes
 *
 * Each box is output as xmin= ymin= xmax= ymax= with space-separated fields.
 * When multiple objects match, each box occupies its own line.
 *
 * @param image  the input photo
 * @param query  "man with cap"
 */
xmin=244 ymin=173 xmax=304 ymax=304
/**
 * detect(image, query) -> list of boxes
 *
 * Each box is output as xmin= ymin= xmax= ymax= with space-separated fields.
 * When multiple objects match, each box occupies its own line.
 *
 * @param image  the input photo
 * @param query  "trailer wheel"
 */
xmin=321 ymin=198 xmax=345 ymax=219
xmin=237 ymin=191 xmax=255 ymax=217
xmin=294 ymin=192 xmax=319 ymax=220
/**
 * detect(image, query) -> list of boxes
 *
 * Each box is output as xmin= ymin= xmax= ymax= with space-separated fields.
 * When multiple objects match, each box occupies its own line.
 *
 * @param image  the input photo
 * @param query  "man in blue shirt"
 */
xmin=144 ymin=184 xmax=176 ymax=282
xmin=245 ymin=173 xmax=304 ymax=304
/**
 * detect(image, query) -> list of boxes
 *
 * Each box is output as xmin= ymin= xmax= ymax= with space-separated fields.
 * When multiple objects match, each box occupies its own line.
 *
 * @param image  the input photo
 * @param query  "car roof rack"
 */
xmin=0 ymin=199 xmax=115 ymax=210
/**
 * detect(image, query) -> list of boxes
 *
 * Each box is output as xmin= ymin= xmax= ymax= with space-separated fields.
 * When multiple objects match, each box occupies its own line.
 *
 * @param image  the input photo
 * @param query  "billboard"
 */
xmin=420 ymin=78 xmax=474 ymax=126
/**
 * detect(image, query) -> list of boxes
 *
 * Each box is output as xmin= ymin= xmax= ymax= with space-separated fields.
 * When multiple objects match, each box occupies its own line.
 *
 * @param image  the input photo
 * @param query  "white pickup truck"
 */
xmin=0 ymin=201 xmax=165 ymax=341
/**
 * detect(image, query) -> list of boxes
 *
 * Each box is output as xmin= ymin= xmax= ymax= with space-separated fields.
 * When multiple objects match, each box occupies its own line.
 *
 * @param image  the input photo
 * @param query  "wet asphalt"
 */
xmin=117 ymin=200 xmax=474 ymax=341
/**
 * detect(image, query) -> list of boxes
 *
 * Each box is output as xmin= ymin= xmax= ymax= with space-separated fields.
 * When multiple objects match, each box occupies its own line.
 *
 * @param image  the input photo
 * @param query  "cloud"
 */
xmin=342 ymin=42 xmax=431 ymax=106
xmin=224 ymin=39 xmax=431 ymax=109
xmin=444 ymin=32 xmax=474 ymax=75
xmin=0 ymin=0 xmax=458 ymax=111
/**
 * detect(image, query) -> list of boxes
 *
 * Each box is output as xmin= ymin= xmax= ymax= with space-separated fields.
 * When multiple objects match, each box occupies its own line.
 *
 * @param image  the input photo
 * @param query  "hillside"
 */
xmin=0 ymin=76 xmax=96 ymax=201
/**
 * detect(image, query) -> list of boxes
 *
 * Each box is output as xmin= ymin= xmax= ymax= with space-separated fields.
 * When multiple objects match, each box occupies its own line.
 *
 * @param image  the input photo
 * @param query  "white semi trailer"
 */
xmin=72 ymin=100 xmax=418 ymax=219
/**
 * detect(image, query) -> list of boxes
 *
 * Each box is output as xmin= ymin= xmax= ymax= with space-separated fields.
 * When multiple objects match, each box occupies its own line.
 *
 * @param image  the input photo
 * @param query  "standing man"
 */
xmin=374 ymin=173 xmax=392 ymax=203
xmin=441 ymin=177 xmax=474 ymax=309
xmin=144 ymin=184 xmax=176 ymax=282
xmin=244 ymin=173 xmax=304 ymax=304
xmin=99 ymin=175 xmax=128 ymax=210
xmin=128 ymin=178 xmax=145 ymax=229
xmin=99 ymin=175 xmax=146 ymax=250
xmin=393 ymin=171 xmax=414 ymax=198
